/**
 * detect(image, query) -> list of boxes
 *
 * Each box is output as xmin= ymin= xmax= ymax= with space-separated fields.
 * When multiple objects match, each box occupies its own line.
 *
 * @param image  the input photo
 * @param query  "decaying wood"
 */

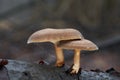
xmin=0 ymin=60 xmax=118 ymax=80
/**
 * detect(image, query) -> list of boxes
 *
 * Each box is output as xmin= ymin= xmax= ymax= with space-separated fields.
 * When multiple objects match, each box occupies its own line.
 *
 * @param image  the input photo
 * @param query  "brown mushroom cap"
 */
xmin=58 ymin=39 xmax=98 ymax=51
xmin=27 ymin=28 xmax=84 ymax=44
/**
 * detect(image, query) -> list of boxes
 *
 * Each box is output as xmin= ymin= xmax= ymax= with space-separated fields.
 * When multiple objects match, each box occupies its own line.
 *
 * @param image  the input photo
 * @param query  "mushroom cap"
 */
xmin=27 ymin=28 xmax=84 ymax=44
xmin=58 ymin=39 xmax=98 ymax=51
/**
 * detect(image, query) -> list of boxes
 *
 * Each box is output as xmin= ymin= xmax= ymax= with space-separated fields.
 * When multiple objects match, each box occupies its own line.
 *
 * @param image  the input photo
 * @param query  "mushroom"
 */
xmin=58 ymin=39 xmax=98 ymax=74
xmin=27 ymin=28 xmax=84 ymax=67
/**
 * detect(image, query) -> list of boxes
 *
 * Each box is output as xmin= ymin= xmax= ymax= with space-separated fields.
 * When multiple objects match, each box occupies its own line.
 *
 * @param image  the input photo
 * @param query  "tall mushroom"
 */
xmin=27 ymin=28 xmax=84 ymax=67
xmin=58 ymin=39 xmax=98 ymax=74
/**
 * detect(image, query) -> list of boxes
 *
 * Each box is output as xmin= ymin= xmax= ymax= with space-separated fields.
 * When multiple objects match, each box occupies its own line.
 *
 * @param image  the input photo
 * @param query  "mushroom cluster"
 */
xmin=27 ymin=28 xmax=98 ymax=74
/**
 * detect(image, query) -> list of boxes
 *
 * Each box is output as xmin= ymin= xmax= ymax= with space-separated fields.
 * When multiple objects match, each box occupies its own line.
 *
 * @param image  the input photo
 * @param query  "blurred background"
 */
xmin=0 ymin=0 xmax=120 ymax=72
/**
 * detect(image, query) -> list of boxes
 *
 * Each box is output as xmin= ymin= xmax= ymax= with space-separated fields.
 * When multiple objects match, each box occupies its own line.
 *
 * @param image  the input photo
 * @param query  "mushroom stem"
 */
xmin=71 ymin=49 xmax=80 ymax=74
xmin=54 ymin=44 xmax=64 ymax=67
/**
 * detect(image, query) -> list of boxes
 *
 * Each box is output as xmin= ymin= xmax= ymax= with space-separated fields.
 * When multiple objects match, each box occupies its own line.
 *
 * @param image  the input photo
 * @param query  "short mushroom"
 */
xmin=27 ymin=28 xmax=84 ymax=67
xmin=58 ymin=39 xmax=98 ymax=74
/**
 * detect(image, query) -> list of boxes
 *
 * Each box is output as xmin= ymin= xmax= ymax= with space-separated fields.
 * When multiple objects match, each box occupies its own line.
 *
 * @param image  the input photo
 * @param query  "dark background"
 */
xmin=0 ymin=0 xmax=120 ymax=72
